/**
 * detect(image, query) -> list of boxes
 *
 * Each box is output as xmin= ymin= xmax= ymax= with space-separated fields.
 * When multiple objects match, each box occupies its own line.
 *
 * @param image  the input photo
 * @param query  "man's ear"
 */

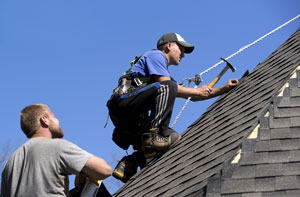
xmin=40 ymin=116 xmax=50 ymax=128
xmin=164 ymin=43 xmax=171 ymax=53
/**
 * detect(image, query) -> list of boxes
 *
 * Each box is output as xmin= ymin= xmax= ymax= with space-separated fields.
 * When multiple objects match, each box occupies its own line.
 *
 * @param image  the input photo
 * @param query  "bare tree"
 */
xmin=0 ymin=141 xmax=12 ymax=167
xmin=0 ymin=140 xmax=13 ymax=191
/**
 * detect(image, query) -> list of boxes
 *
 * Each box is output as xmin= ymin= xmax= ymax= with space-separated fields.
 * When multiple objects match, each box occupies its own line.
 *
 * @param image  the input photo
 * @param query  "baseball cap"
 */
xmin=157 ymin=33 xmax=194 ymax=54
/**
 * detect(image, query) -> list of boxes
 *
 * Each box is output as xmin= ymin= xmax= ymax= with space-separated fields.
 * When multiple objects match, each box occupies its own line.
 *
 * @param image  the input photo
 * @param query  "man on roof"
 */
xmin=1 ymin=104 xmax=112 ymax=196
xmin=107 ymin=33 xmax=238 ymax=182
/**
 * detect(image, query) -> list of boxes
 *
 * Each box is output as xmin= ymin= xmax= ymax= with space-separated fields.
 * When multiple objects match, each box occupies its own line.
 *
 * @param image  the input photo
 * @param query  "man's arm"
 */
xmin=81 ymin=156 xmax=112 ymax=181
xmin=154 ymin=75 xmax=238 ymax=101
xmin=74 ymin=156 xmax=112 ymax=191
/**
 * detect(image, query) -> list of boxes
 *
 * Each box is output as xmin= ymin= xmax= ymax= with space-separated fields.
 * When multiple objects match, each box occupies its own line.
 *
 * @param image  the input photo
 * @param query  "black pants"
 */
xmin=108 ymin=80 xmax=178 ymax=166
xmin=108 ymin=80 xmax=177 ymax=142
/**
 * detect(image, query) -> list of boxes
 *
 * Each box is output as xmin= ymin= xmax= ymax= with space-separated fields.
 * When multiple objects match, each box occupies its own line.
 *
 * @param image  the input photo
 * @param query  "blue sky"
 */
xmin=0 ymin=0 xmax=299 ymax=194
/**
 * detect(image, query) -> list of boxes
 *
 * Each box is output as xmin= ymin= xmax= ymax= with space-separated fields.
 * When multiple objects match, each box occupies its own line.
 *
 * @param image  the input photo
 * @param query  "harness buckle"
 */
xmin=134 ymin=78 xmax=143 ymax=86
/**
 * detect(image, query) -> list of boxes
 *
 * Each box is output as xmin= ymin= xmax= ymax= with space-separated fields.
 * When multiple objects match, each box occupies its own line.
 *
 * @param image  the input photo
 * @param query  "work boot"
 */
xmin=112 ymin=156 xmax=138 ymax=183
xmin=143 ymin=147 xmax=158 ymax=159
xmin=142 ymin=128 xmax=181 ymax=152
xmin=142 ymin=128 xmax=169 ymax=151
xmin=169 ymin=131 xmax=181 ymax=148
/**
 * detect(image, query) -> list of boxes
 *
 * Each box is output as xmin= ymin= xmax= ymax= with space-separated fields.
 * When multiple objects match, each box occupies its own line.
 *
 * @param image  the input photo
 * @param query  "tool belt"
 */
xmin=112 ymin=74 xmax=152 ymax=97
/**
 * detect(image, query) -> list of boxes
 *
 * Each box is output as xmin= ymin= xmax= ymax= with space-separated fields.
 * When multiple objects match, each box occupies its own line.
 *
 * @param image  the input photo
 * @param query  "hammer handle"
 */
xmin=208 ymin=64 xmax=230 ymax=88
xmin=209 ymin=77 xmax=219 ymax=88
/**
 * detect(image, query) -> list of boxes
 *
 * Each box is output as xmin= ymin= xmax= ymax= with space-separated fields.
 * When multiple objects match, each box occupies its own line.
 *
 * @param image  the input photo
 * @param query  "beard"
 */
xmin=49 ymin=123 xmax=64 ymax=138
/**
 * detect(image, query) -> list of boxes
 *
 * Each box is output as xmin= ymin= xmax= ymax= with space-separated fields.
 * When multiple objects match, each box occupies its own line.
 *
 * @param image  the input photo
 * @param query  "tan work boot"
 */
xmin=142 ymin=128 xmax=181 ymax=152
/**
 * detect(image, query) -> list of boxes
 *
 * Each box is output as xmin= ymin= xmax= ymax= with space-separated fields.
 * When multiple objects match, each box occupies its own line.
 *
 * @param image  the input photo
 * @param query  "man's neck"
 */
xmin=31 ymin=128 xmax=52 ymax=139
xmin=161 ymin=50 xmax=170 ymax=66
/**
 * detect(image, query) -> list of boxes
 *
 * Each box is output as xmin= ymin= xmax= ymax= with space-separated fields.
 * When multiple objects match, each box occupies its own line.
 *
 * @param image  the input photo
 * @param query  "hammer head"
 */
xmin=221 ymin=58 xmax=236 ymax=72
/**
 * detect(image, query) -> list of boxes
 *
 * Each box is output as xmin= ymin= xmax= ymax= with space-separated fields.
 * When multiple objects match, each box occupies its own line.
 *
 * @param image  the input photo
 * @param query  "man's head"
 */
xmin=20 ymin=104 xmax=64 ymax=139
xmin=157 ymin=33 xmax=194 ymax=54
xmin=157 ymin=33 xmax=194 ymax=66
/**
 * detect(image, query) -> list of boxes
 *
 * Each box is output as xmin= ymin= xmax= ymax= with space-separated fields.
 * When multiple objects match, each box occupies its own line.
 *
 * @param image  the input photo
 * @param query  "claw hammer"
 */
xmin=209 ymin=58 xmax=236 ymax=88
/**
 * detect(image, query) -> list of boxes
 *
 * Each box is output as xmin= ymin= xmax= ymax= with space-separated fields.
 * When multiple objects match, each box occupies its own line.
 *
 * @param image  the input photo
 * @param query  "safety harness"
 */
xmin=112 ymin=56 xmax=153 ymax=98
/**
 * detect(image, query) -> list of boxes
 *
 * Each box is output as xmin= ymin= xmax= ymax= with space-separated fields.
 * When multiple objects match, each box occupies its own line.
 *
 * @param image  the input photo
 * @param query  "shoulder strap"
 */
xmin=123 ymin=56 xmax=141 ymax=75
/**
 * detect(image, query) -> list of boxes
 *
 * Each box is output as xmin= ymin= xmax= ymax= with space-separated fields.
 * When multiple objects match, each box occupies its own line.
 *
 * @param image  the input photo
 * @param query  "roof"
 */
xmin=113 ymin=27 xmax=300 ymax=197
xmin=206 ymin=70 xmax=300 ymax=196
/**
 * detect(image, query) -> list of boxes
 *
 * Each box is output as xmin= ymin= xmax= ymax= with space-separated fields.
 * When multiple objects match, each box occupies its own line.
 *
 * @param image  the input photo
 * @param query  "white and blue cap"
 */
xmin=157 ymin=33 xmax=194 ymax=54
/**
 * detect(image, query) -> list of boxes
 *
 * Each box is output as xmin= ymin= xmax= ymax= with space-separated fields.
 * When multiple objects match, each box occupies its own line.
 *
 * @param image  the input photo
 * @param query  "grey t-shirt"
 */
xmin=1 ymin=137 xmax=93 ymax=197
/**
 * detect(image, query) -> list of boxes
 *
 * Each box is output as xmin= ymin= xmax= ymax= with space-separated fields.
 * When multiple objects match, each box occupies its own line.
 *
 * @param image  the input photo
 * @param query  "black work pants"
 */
xmin=108 ymin=80 xmax=178 ymax=167
xmin=108 ymin=80 xmax=178 ymax=138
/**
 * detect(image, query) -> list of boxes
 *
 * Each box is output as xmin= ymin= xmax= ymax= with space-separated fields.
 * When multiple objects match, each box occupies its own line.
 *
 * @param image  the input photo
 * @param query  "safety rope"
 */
xmin=171 ymin=14 xmax=300 ymax=128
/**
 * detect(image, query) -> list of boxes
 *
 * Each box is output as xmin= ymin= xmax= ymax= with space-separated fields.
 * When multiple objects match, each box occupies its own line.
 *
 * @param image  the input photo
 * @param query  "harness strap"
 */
xmin=124 ymin=56 xmax=142 ymax=75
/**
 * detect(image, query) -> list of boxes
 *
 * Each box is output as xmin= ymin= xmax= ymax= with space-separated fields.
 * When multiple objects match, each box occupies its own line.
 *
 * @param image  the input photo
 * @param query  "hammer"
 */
xmin=209 ymin=58 xmax=236 ymax=88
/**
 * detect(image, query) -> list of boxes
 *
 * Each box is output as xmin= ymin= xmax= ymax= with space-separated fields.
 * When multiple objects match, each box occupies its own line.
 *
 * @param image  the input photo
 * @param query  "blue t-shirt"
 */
xmin=129 ymin=50 xmax=170 ymax=78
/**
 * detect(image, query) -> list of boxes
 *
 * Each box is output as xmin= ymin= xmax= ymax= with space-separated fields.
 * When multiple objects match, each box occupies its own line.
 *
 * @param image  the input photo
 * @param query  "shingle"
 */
xmin=240 ymin=151 xmax=298 ymax=166
xmin=268 ymin=151 xmax=290 ymax=163
xmin=290 ymin=96 xmax=300 ymax=106
xmin=255 ymin=139 xmax=300 ymax=152
xmin=291 ymin=117 xmax=300 ymax=127
xmin=283 ymin=84 xmax=291 ymax=97
xmin=207 ymin=177 xmax=221 ymax=194
xmin=274 ymin=106 xmax=300 ymax=117
xmin=242 ymin=139 xmax=257 ymax=153
xmin=241 ymin=193 xmax=262 ymax=197
xmin=277 ymin=96 xmax=300 ymax=107
xmin=289 ymin=78 xmax=298 ymax=88
xmin=297 ymin=70 xmax=300 ymax=81
xmin=251 ymin=163 xmax=300 ymax=179
xmin=261 ymin=191 xmax=287 ymax=197
xmin=269 ymin=127 xmax=300 ymax=139
xmin=269 ymin=116 xmax=291 ymax=128
xmin=255 ymin=140 xmax=280 ymax=152
xmin=232 ymin=166 xmax=256 ymax=179
xmin=286 ymin=190 xmax=300 ymax=196
xmin=255 ymin=163 xmax=283 ymax=177
xmin=239 ymin=152 xmax=269 ymax=165
xmin=175 ymin=181 xmax=207 ymax=197
xmin=281 ymin=138 xmax=300 ymax=150
xmin=221 ymin=163 xmax=236 ymax=179
xmin=291 ymin=87 xmax=300 ymax=97
xmin=221 ymin=179 xmax=255 ymax=194
xmin=207 ymin=193 xmax=221 ymax=197
xmin=289 ymin=150 xmax=300 ymax=162
xmin=222 ymin=194 xmax=242 ymax=197
xmin=276 ymin=97 xmax=292 ymax=107
xmin=282 ymin=163 xmax=300 ymax=176
xmin=259 ymin=117 xmax=270 ymax=129
xmin=254 ymin=177 xmax=275 ymax=192
xmin=258 ymin=128 xmax=271 ymax=140
xmin=275 ymin=176 xmax=300 ymax=190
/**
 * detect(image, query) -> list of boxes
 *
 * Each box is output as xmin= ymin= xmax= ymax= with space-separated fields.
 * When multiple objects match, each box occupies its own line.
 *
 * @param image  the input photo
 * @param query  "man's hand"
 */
xmin=223 ymin=79 xmax=239 ymax=92
xmin=194 ymin=85 xmax=213 ymax=99
xmin=189 ymin=78 xmax=239 ymax=101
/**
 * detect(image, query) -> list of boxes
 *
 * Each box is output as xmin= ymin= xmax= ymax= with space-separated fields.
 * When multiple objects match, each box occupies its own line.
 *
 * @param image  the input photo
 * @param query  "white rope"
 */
xmin=171 ymin=14 xmax=300 ymax=128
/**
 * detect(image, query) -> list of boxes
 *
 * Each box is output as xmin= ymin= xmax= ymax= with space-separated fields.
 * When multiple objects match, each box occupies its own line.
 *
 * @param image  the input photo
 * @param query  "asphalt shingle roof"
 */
xmin=113 ymin=27 xmax=300 ymax=197
xmin=206 ymin=69 xmax=300 ymax=197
